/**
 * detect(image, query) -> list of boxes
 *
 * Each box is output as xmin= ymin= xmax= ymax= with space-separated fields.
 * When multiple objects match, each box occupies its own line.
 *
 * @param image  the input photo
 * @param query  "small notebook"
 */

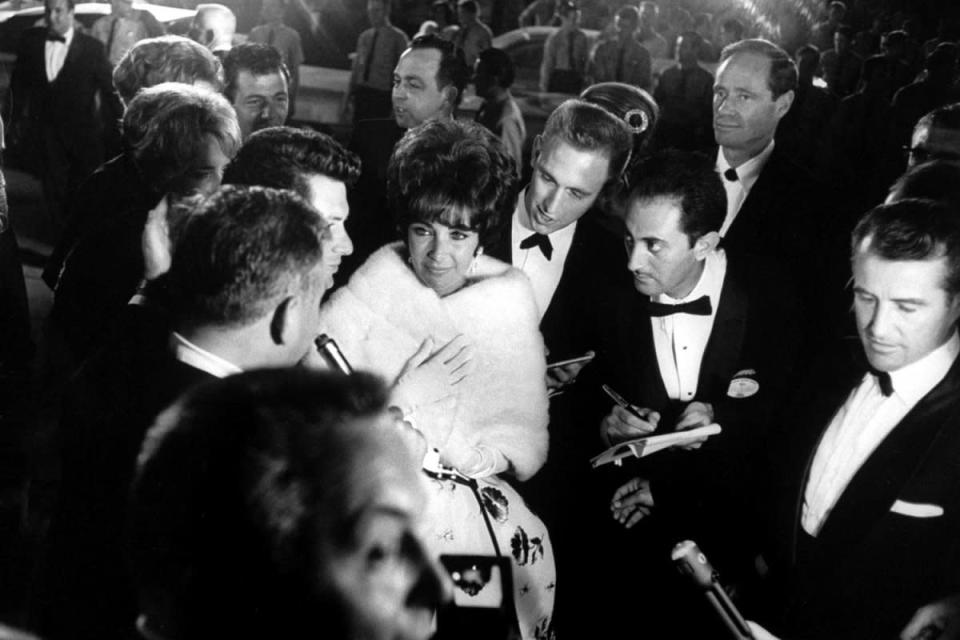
xmin=590 ymin=424 xmax=722 ymax=468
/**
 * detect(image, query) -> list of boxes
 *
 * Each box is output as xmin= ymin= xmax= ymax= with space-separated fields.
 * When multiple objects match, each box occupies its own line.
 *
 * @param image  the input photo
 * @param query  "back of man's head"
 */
xmin=129 ymin=368 xmax=398 ymax=639
xmin=911 ymin=102 xmax=960 ymax=167
xmin=888 ymin=160 xmax=960 ymax=211
xmin=223 ymin=126 xmax=360 ymax=199
xmin=162 ymin=185 xmax=324 ymax=330
xmin=191 ymin=3 xmax=236 ymax=49
xmin=122 ymin=82 xmax=240 ymax=195
xmin=408 ymin=33 xmax=470 ymax=107
xmin=624 ymin=149 xmax=725 ymax=243
xmin=540 ymin=99 xmax=633 ymax=188
xmin=721 ymin=17 xmax=745 ymax=41
xmin=114 ymin=35 xmax=223 ymax=107
xmin=720 ymin=38 xmax=798 ymax=99
xmin=476 ymin=47 xmax=515 ymax=89
xmin=222 ymin=42 xmax=290 ymax=103
xmin=616 ymin=5 xmax=639 ymax=27
xmin=852 ymin=198 xmax=960 ymax=297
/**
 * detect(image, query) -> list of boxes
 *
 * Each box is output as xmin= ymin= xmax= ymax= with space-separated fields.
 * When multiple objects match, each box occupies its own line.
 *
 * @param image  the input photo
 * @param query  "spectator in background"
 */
xmin=719 ymin=16 xmax=746 ymax=49
xmin=476 ymin=47 xmax=525 ymax=172
xmin=779 ymin=44 xmax=836 ymax=176
xmin=454 ymin=0 xmax=492 ymax=68
xmin=854 ymin=13 xmax=887 ymax=58
xmin=539 ymin=0 xmax=588 ymax=93
xmin=810 ymin=0 xmax=846 ymax=53
xmin=130 ymin=369 xmax=450 ymax=640
xmin=518 ymin=0 xmax=557 ymax=27
xmin=821 ymin=24 xmax=862 ymax=98
xmin=660 ymin=5 xmax=692 ymax=60
xmin=588 ymin=6 xmax=652 ymax=90
xmin=637 ymin=0 xmax=668 ymax=60
xmin=222 ymin=42 xmax=290 ymax=140
xmin=189 ymin=3 xmax=236 ymax=58
xmin=892 ymin=46 xmax=960 ymax=155
xmin=431 ymin=0 xmax=459 ymax=40
xmin=694 ymin=12 xmax=718 ymax=62
xmin=905 ymin=103 xmax=960 ymax=170
xmin=887 ymin=160 xmax=960 ymax=209
xmin=654 ymin=30 xmax=714 ymax=152
xmin=249 ymin=0 xmax=304 ymax=110
xmin=91 ymin=0 xmax=164 ymax=66
xmin=881 ymin=30 xmax=916 ymax=93
xmin=345 ymin=0 xmax=409 ymax=123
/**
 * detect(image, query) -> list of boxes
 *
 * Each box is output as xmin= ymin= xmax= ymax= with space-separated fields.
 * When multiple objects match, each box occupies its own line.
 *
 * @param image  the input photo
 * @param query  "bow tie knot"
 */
xmin=871 ymin=368 xmax=894 ymax=397
xmin=646 ymin=295 xmax=712 ymax=317
xmin=46 ymin=31 xmax=66 ymax=43
xmin=520 ymin=232 xmax=553 ymax=260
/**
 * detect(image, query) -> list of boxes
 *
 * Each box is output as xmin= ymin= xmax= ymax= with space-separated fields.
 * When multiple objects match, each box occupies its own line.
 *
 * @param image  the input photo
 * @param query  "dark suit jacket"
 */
xmin=486 ymin=209 xmax=629 ymax=360
xmin=765 ymin=340 xmax=960 ymax=640
xmin=9 ymin=27 xmax=118 ymax=177
xmin=31 ymin=316 xmax=212 ymax=640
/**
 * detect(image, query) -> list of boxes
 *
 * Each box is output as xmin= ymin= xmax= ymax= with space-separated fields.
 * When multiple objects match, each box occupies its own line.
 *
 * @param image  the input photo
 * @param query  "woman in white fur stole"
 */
xmin=317 ymin=120 xmax=555 ymax=639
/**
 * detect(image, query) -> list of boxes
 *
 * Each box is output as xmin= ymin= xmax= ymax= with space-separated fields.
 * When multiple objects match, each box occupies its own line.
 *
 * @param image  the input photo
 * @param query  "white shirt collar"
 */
xmin=888 ymin=331 xmax=960 ymax=404
xmin=515 ymin=188 xmax=578 ymax=243
xmin=170 ymin=331 xmax=243 ymax=378
xmin=717 ymin=139 xmax=775 ymax=194
xmin=655 ymin=247 xmax=726 ymax=306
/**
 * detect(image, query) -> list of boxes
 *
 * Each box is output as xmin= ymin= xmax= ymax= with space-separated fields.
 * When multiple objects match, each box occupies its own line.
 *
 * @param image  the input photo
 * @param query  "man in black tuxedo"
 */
xmin=713 ymin=38 xmax=847 ymax=349
xmin=747 ymin=198 xmax=960 ymax=640
xmin=8 ymin=0 xmax=119 ymax=232
xmin=340 ymin=34 xmax=469 ymax=286
xmin=31 ymin=186 xmax=329 ymax=640
xmin=582 ymin=150 xmax=801 ymax=637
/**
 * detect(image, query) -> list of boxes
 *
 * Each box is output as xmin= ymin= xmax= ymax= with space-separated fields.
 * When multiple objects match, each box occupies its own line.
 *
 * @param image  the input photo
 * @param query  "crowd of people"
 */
xmin=2 ymin=0 xmax=960 ymax=638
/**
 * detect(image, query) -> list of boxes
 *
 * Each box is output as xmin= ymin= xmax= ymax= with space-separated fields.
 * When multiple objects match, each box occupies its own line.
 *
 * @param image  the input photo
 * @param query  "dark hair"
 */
xmin=408 ymin=34 xmax=470 ymax=106
xmin=720 ymin=38 xmax=798 ymax=99
xmin=679 ymin=30 xmax=704 ymax=49
xmin=835 ymin=24 xmax=854 ymax=40
xmin=882 ymin=29 xmax=907 ymax=51
xmin=431 ymin=0 xmax=453 ymax=25
xmin=860 ymin=53 xmax=889 ymax=83
xmin=541 ymin=98 xmax=634 ymax=187
xmin=888 ymin=161 xmax=960 ymax=211
xmin=222 ymin=42 xmax=290 ymax=103
xmin=162 ymin=185 xmax=324 ymax=328
xmin=130 ymin=369 xmax=392 ymax=639
xmin=387 ymin=119 xmax=517 ymax=250
xmin=623 ymin=150 xmax=725 ymax=243
xmin=557 ymin=1 xmax=578 ymax=18
xmin=721 ymin=17 xmax=745 ymax=40
xmin=223 ymin=126 xmax=361 ymax=201
xmin=616 ymin=5 xmax=639 ymax=24
xmin=113 ymin=35 xmax=223 ymax=105
xmin=828 ymin=1 xmax=846 ymax=15
xmin=122 ymin=83 xmax=240 ymax=195
xmin=796 ymin=43 xmax=820 ymax=61
xmin=476 ymin=47 xmax=515 ymax=88
xmin=457 ymin=0 xmax=478 ymax=13
xmin=852 ymin=198 xmax=960 ymax=296
xmin=579 ymin=82 xmax=658 ymax=171
xmin=45 ymin=0 xmax=74 ymax=11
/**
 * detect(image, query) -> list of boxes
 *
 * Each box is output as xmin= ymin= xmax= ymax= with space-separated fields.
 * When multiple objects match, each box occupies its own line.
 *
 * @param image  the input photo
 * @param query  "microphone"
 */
xmin=314 ymin=334 xmax=353 ymax=374
xmin=672 ymin=540 xmax=754 ymax=640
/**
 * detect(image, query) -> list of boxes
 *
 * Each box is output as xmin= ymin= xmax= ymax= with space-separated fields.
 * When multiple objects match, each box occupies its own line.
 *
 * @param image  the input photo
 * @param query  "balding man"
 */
xmin=190 ymin=3 xmax=236 ymax=58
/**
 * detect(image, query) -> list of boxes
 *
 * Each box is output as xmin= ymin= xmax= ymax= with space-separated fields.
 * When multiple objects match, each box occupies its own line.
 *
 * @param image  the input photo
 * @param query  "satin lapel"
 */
xmin=696 ymin=263 xmax=746 ymax=397
xmin=623 ymin=292 xmax=667 ymax=408
xmin=815 ymin=354 xmax=960 ymax=553
xmin=54 ymin=34 xmax=82 ymax=85
xmin=541 ymin=221 xmax=585 ymax=326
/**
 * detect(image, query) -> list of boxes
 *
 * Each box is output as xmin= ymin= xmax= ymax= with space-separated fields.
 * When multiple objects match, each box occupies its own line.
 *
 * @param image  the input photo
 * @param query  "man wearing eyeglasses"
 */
xmin=905 ymin=102 xmax=960 ymax=169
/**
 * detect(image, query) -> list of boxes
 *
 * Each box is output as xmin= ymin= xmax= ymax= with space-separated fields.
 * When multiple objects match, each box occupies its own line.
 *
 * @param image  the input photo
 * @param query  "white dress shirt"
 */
xmin=651 ymin=248 xmax=727 ymax=401
xmin=716 ymin=140 xmax=775 ymax=237
xmin=510 ymin=190 xmax=577 ymax=320
xmin=802 ymin=332 xmax=960 ymax=537
xmin=45 ymin=26 xmax=73 ymax=82
xmin=170 ymin=331 xmax=243 ymax=379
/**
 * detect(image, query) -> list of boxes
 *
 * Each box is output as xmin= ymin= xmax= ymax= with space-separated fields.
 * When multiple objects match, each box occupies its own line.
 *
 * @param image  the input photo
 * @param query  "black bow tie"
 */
xmin=871 ymin=368 xmax=894 ymax=397
xmin=520 ymin=232 xmax=553 ymax=260
xmin=723 ymin=168 xmax=739 ymax=182
xmin=646 ymin=295 xmax=712 ymax=317
xmin=46 ymin=31 xmax=66 ymax=43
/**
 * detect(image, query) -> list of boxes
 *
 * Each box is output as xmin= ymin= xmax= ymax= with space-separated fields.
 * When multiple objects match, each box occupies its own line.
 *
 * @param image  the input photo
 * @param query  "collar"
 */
xmin=887 ymin=331 xmax=960 ymax=404
xmin=654 ymin=247 xmax=726 ymax=306
xmin=170 ymin=331 xmax=243 ymax=378
xmin=49 ymin=26 xmax=74 ymax=46
xmin=514 ymin=188 xmax=578 ymax=244
xmin=717 ymin=139 xmax=775 ymax=193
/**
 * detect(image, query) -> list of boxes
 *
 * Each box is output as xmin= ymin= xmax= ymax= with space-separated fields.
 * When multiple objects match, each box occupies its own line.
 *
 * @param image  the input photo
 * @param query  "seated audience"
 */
xmin=129 ymin=369 xmax=450 ymax=640
xmin=316 ymin=118 xmax=555 ymax=639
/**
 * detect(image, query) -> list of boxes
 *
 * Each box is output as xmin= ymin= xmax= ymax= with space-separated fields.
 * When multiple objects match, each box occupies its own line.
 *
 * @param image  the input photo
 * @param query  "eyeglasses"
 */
xmin=902 ymin=145 xmax=960 ymax=165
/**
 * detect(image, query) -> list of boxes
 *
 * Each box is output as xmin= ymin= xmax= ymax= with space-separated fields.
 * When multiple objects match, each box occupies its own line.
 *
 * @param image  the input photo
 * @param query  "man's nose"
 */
xmin=542 ymin=187 xmax=562 ymax=214
xmin=868 ymin=302 xmax=894 ymax=338
xmin=627 ymin=244 xmax=648 ymax=272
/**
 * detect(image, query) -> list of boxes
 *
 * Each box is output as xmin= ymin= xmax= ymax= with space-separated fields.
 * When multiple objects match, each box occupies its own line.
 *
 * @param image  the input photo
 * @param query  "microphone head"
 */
xmin=671 ymin=540 xmax=716 ymax=589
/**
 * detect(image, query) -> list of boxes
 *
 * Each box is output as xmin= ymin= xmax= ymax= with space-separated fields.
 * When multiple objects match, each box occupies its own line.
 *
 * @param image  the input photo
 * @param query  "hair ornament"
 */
xmin=624 ymin=108 xmax=650 ymax=135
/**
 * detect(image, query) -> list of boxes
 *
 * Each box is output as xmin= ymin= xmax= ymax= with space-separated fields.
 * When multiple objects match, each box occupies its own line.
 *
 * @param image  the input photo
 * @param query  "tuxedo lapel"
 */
xmin=697 ymin=264 xmax=747 ymax=397
xmin=53 ymin=34 xmax=82 ymax=86
xmin=815 ymin=356 xmax=960 ymax=552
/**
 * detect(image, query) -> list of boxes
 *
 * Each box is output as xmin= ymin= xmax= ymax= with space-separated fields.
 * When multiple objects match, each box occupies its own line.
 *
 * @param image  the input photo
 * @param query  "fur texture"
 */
xmin=318 ymin=243 xmax=550 ymax=481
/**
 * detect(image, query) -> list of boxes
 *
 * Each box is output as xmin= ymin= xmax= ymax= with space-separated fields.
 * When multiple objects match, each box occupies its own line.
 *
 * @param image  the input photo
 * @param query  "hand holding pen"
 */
xmin=600 ymin=384 xmax=661 ymax=448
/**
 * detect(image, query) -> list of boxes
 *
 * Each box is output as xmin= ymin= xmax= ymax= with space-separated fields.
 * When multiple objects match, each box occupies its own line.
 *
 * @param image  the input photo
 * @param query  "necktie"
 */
xmin=520 ymin=232 xmax=553 ymax=260
xmin=46 ymin=31 xmax=66 ymax=43
xmin=871 ymin=368 xmax=894 ymax=397
xmin=646 ymin=295 xmax=712 ymax=317
xmin=363 ymin=27 xmax=378 ymax=83
xmin=723 ymin=168 xmax=738 ymax=182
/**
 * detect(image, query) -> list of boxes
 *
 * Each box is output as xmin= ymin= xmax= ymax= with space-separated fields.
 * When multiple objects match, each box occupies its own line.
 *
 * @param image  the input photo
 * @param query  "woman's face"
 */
xmin=407 ymin=220 xmax=480 ymax=297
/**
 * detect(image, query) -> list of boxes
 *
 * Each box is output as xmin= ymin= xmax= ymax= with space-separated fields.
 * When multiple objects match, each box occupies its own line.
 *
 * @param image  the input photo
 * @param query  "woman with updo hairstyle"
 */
xmin=316 ymin=118 xmax=556 ymax=639
xmin=581 ymin=81 xmax=660 ymax=171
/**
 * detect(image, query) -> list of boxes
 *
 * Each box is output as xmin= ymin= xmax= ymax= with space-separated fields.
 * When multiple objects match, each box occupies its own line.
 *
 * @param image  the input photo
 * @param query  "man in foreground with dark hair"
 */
xmin=130 ymin=368 xmax=450 ymax=640
xmin=31 ymin=186 xmax=327 ymax=640
xmin=222 ymin=42 xmax=290 ymax=139
xmin=224 ymin=126 xmax=360 ymax=288
xmin=753 ymin=198 xmax=960 ymax=639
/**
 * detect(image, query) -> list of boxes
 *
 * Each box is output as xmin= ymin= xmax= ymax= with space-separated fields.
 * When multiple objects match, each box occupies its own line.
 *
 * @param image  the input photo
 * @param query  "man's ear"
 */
xmin=531 ymin=134 xmax=543 ymax=167
xmin=269 ymin=295 xmax=300 ymax=346
xmin=441 ymin=84 xmax=459 ymax=114
xmin=694 ymin=231 xmax=721 ymax=259
xmin=774 ymin=89 xmax=794 ymax=120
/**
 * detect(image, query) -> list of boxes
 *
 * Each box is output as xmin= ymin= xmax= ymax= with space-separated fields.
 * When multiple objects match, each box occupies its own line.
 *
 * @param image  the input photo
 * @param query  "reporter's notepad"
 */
xmin=590 ymin=424 xmax=722 ymax=468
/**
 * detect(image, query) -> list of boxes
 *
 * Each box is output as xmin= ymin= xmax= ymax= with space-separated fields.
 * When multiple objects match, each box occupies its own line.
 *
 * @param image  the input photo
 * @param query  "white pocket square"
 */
xmin=891 ymin=500 xmax=944 ymax=518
